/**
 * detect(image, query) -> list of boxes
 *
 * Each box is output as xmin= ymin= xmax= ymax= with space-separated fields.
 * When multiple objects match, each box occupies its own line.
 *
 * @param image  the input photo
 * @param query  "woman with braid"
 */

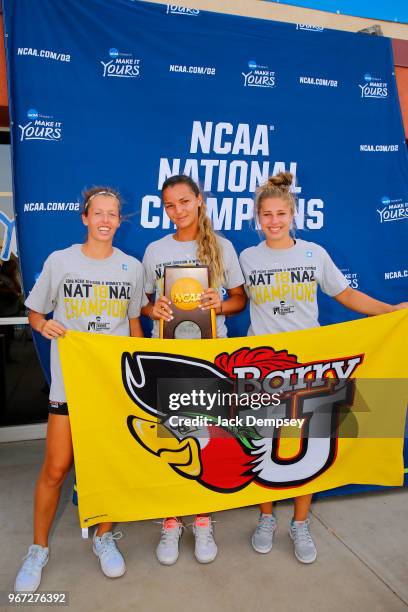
xmin=141 ymin=174 xmax=246 ymax=566
xmin=239 ymin=172 xmax=408 ymax=564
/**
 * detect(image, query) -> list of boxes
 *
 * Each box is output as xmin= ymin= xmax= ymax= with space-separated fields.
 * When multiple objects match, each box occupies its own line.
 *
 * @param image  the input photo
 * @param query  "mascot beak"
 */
xmin=127 ymin=416 xmax=202 ymax=478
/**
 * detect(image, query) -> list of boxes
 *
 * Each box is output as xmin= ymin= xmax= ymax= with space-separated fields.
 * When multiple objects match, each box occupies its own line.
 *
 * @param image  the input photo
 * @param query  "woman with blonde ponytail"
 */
xmin=240 ymin=171 xmax=408 ymax=565
xmin=141 ymin=174 xmax=246 ymax=566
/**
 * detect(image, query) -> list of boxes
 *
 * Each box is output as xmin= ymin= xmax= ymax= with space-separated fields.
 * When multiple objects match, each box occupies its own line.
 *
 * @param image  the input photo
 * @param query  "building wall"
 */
xmin=396 ymin=66 xmax=408 ymax=135
xmin=144 ymin=0 xmax=408 ymax=39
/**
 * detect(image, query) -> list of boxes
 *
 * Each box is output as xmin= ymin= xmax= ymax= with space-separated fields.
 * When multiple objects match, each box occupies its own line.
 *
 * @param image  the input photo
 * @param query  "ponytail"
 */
xmin=197 ymin=201 xmax=225 ymax=287
xmin=255 ymin=171 xmax=296 ymax=217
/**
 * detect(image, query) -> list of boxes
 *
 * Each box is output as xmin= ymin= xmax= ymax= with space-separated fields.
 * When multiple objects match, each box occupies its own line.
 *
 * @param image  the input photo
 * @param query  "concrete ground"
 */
xmin=1 ymin=439 xmax=407 ymax=612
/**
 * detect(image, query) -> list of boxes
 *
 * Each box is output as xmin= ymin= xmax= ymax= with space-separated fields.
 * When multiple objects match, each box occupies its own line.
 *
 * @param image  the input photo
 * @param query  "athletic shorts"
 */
xmin=48 ymin=401 xmax=69 ymax=416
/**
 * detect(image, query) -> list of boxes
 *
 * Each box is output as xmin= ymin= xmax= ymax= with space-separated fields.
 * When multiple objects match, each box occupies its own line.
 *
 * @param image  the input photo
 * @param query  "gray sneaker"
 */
xmin=289 ymin=518 xmax=317 ymax=563
xmin=251 ymin=514 xmax=277 ymax=554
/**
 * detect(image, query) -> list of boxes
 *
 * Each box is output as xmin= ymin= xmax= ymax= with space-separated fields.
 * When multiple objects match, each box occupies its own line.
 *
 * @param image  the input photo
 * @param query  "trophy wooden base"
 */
xmin=160 ymin=266 xmax=216 ymax=339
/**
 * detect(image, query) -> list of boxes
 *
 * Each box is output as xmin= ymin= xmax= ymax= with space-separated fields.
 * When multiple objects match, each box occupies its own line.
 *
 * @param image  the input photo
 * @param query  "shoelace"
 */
xmin=156 ymin=520 xmax=184 ymax=544
xmin=21 ymin=547 xmax=48 ymax=574
xmin=190 ymin=520 xmax=216 ymax=544
xmin=292 ymin=521 xmax=313 ymax=546
xmin=96 ymin=532 xmax=123 ymax=559
xmin=256 ymin=516 xmax=276 ymax=535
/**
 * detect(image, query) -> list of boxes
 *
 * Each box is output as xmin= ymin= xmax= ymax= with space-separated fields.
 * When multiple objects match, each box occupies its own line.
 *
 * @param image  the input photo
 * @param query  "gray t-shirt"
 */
xmin=25 ymin=244 xmax=147 ymax=402
xmin=143 ymin=233 xmax=245 ymax=338
xmin=239 ymin=239 xmax=349 ymax=335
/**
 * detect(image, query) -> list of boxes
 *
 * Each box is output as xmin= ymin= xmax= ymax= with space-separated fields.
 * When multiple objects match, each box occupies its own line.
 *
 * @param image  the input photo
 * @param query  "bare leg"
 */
xmin=95 ymin=522 xmax=114 ymax=536
xmin=294 ymin=494 xmax=313 ymax=521
xmin=33 ymin=414 xmax=114 ymax=544
xmin=33 ymin=414 xmax=74 ymax=547
xmin=259 ymin=502 xmax=273 ymax=514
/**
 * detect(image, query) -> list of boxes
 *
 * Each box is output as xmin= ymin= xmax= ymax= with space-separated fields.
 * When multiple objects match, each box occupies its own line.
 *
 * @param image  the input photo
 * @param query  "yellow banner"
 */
xmin=59 ymin=310 xmax=408 ymax=528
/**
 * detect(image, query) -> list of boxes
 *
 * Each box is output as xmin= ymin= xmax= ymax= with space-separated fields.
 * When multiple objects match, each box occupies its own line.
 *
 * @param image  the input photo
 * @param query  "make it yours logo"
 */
xmin=359 ymin=73 xmax=388 ymax=99
xmin=18 ymin=109 xmax=62 ymax=142
xmin=101 ymin=48 xmax=141 ymax=78
xmin=341 ymin=268 xmax=359 ymax=289
xmin=242 ymin=60 xmax=276 ymax=88
xmin=166 ymin=5 xmax=200 ymax=15
xmin=296 ymin=24 xmax=324 ymax=31
xmin=377 ymin=196 xmax=408 ymax=223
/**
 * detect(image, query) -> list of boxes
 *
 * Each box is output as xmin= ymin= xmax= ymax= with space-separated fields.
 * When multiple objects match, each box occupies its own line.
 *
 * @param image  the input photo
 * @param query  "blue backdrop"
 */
xmin=3 ymin=0 xmax=408 ymax=492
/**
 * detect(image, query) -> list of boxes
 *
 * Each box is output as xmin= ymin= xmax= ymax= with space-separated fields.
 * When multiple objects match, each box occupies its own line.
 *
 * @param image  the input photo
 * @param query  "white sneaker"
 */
xmin=251 ymin=513 xmax=277 ymax=554
xmin=289 ymin=518 xmax=317 ymax=564
xmin=93 ymin=531 xmax=126 ymax=578
xmin=192 ymin=516 xmax=218 ymax=564
xmin=14 ymin=544 xmax=49 ymax=592
xmin=156 ymin=518 xmax=183 ymax=566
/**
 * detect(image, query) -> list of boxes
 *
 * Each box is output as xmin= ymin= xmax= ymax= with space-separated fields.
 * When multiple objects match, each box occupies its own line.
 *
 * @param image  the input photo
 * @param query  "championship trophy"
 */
xmin=160 ymin=266 xmax=216 ymax=339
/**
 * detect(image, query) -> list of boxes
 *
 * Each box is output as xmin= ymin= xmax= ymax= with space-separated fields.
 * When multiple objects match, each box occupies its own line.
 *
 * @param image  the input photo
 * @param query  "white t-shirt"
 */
xmin=25 ymin=244 xmax=147 ymax=402
xmin=239 ymin=239 xmax=349 ymax=335
xmin=143 ymin=233 xmax=245 ymax=338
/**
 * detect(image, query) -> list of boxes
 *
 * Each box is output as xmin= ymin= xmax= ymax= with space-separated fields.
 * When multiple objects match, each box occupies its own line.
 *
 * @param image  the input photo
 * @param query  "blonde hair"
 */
xmin=82 ymin=186 xmax=121 ymax=217
xmin=197 ymin=200 xmax=225 ymax=287
xmin=162 ymin=175 xmax=225 ymax=287
xmin=255 ymin=171 xmax=296 ymax=217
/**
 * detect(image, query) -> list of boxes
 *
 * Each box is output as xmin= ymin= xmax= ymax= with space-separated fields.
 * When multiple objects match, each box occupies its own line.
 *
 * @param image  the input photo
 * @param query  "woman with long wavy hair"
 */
xmin=142 ymin=174 xmax=247 ymax=566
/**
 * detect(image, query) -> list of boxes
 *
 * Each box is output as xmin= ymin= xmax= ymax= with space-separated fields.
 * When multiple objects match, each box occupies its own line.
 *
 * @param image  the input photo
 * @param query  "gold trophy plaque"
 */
xmin=160 ymin=266 xmax=216 ymax=339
